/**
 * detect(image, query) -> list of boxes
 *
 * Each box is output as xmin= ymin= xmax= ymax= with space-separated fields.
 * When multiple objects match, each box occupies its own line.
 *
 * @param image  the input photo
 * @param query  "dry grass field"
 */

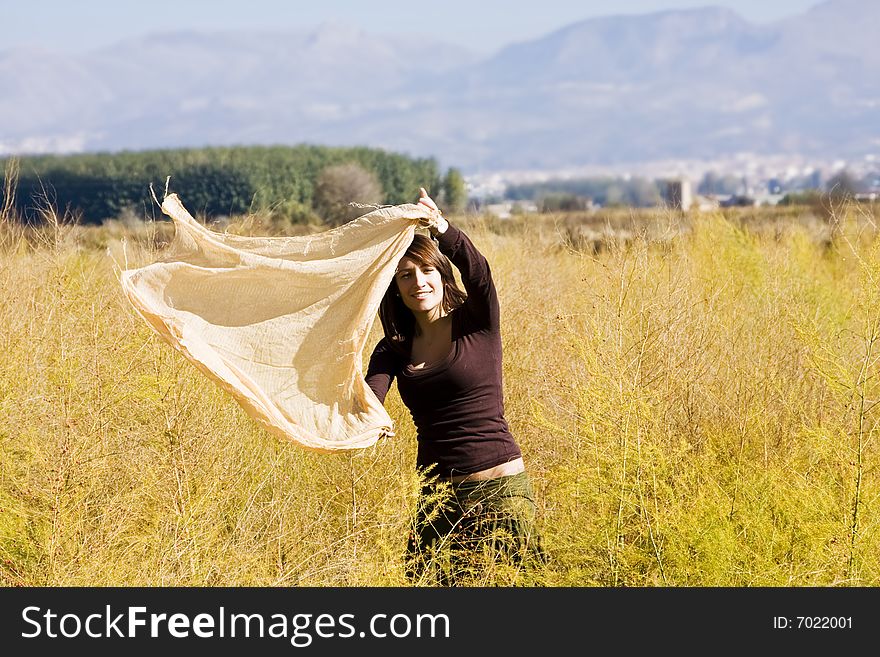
xmin=2 ymin=192 xmax=879 ymax=586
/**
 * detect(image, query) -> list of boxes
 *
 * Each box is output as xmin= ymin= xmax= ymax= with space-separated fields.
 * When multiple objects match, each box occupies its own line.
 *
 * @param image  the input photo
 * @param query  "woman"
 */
xmin=366 ymin=188 xmax=545 ymax=585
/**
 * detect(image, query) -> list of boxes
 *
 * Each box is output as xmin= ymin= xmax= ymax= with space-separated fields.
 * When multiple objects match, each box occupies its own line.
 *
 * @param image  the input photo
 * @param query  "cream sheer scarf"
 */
xmin=121 ymin=193 xmax=435 ymax=452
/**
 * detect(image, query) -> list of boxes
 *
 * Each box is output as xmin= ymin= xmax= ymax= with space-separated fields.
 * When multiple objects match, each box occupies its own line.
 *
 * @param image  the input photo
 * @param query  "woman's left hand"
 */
xmin=418 ymin=187 xmax=440 ymax=214
xmin=417 ymin=187 xmax=448 ymax=235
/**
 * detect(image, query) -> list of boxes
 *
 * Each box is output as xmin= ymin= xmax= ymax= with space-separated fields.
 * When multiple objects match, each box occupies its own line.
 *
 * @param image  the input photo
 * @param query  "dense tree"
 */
xmin=697 ymin=171 xmax=742 ymax=196
xmin=778 ymin=190 xmax=823 ymax=206
xmin=539 ymin=193 xmax=591 ymax=213
xmin=313 ymin=162 xmax=383 ymax=226
xmin=507 ymin=176 xmax=663 ymax=208
xmin=3 ymin=145 xmax=441 ymax=224
xmin=825 ymin=169 xmax=860 ymax=197
xmin=441 ymin=168 xmax=468 ymax=214
xmin=628 ymin=177 xmax=662 ymax=207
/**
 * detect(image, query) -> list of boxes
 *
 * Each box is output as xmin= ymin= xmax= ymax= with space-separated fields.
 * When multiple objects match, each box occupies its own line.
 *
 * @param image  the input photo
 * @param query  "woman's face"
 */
xmin=394 ymin=257 xmax=444 ymax=315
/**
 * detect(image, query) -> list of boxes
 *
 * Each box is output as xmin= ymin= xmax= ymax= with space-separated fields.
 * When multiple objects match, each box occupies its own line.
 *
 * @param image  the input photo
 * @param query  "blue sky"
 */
xmin=4 ymin=0 xmax=824 ymax=54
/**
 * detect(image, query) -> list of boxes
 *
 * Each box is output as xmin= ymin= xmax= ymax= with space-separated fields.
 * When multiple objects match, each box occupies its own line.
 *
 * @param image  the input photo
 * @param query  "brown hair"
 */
xmin=378 ymin=234 xmax=467 ymax=349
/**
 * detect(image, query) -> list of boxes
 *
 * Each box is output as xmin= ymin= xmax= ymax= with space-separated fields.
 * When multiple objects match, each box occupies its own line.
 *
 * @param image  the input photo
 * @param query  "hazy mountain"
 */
xmin=0 ymin=1 xmax=876 ymax=171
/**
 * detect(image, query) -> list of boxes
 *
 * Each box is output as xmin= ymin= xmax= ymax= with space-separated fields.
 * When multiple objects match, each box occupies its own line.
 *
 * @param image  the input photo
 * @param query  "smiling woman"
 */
xmin=382 ymin=232 xmax=466 ymax=370
xmin=365 ymin=188 xmax=545 ymax=585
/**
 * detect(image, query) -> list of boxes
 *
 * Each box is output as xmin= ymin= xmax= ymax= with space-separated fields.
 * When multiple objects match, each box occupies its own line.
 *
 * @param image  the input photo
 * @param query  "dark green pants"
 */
xmin=406 ymin=471 xmax=546 ymax=586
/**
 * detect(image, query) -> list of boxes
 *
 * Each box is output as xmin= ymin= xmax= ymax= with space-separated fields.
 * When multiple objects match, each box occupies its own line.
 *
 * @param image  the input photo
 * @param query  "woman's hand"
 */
xmin=417 ymin=187 xmax=448 ymax=235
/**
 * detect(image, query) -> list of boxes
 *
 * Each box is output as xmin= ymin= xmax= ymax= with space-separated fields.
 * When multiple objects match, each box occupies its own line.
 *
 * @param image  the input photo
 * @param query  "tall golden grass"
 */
xmin=1 ymin=189 xmax=878 ymax=586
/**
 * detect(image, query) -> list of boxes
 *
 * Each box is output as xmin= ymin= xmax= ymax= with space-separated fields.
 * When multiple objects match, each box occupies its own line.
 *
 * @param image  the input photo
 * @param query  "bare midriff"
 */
xmin=448 ymin=457 xmax=525 ymax=483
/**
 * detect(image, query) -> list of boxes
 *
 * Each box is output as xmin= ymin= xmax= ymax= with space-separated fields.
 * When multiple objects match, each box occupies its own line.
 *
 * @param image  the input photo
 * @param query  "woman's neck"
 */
xmin=413 ymin=307 xmax=448 ymax=338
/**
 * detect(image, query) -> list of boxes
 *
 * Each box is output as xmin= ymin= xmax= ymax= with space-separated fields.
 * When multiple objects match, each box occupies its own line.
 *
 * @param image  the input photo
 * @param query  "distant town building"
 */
xmin=754 ymin=193 xmax=785 ymax=206
xmin=483 ymin=201 xmax=539 ymax=219
xmin=664 ymin=178 xmax=692 ymax=210
xmin=694 ymin=195 xmax=720 ymax=211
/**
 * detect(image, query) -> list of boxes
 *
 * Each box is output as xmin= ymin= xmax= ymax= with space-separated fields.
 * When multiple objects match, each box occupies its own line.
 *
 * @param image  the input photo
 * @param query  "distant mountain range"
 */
xmin=1 ymin=0 xmax=877 ymax=172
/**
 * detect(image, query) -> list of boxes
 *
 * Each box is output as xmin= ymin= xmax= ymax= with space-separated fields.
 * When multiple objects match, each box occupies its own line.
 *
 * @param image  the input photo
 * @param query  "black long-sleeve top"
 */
xmin=365 ymin=223 xmax=522 ymax=479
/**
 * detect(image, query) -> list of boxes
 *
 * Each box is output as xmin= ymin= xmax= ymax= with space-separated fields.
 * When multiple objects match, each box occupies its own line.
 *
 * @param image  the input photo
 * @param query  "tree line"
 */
xmin=504 ymin=176 xmax=662 ymax=209
xmin=2 ymin=145 xmax=467 ymax=225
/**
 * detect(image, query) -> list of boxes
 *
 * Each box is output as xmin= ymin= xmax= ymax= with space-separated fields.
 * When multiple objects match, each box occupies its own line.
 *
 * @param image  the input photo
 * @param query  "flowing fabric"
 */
xmin=121 ymin=193 xmax=433 ymax=452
